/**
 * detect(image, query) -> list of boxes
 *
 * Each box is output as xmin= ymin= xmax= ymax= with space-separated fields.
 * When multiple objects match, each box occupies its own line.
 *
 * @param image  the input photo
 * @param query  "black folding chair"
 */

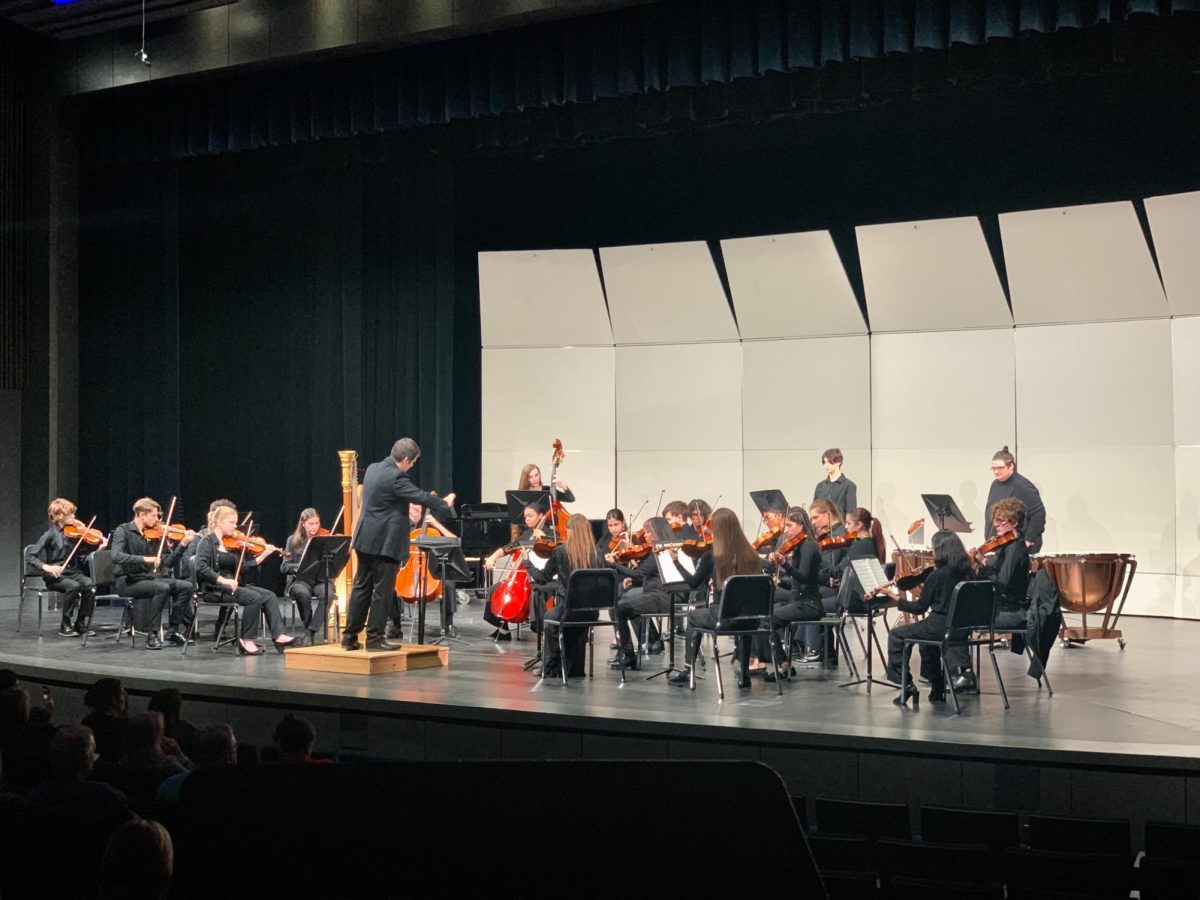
xmin=181 ymin=555 xmax=241 ymax=656
xmin=18 ymin=544 xmax=57 ymax=634
xmin=920 ymin=805 xmax=1021 ymax=849
xmin=1026 ymin=814 xmax=1132 ymax=860
xmin=688 ymin=575 xmax=777 ymax=699
xmin=80 ymin=549 xmax=134 ymax=648
xmin=899 ymin=580 xmax=1002 ymax=714
xmin=815 ymin=798 xmax=911 ymax=841
xmin=540 ymin=568 xmax=621 ymax=685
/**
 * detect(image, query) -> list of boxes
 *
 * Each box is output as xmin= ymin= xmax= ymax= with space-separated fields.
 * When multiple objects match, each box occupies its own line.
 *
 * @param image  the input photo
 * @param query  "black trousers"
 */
xmin=755 ymin=593 xmax=822 ymax=661
xmin=214 ymin=584 xmax=286 ymax=639
xmin=288 ymin=580 xmax=335 ymax=633
xmin=344 ymin=551 xmax=399 ymax=643
xmin=683 ymin=606 xmax=750 ymax=670
xmin=542 ymin=605 xmax=598 ymax=676
xmin=614 ymin=589 xmax=669 ymax=654
xmin=44 ymin=572 xmax=96 ymax=630
xmin=118 ymin=577 xmax=194 ymax=633
xmin=886 ymin=612 xmax=950 ymax=686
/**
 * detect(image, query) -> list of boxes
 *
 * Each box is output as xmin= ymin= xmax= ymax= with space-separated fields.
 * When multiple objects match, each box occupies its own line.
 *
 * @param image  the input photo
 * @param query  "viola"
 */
xmin=680 ymin=536 xmax=711 ymax=560
xmin=143 ymin=523 xmax=189 ymax=543
xmin=221 ymin=530 xmax=271 ymax=555
xmin=614 ymin=542 xmax=653 ymax=563
xmin=531 ymin=537 xmax=562 ymax=559
xmin=972 ymin=531 xmax=1018 ymax=560
xmin=607 ymin=531 xmax=627 ymax=553
xmin=64 ymin=521 xmax=105 ymax=546
xmin=396 ymin=524 xmax=443 ymax=602
xmin=773 ymin=532 xmax=806 ymax=559
xmin=818 ymin=531 xmax=866 ymax=551
xmin=752 ymin=525 xmax=782 ymax=551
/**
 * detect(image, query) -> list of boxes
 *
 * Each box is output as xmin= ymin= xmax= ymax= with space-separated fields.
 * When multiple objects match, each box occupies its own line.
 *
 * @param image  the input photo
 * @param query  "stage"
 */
xmin=1 ymin=598 xmax=1198 ymax=841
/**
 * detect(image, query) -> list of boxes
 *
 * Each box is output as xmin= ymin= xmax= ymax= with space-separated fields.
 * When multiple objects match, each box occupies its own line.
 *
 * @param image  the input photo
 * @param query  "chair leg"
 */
xmin=943 ymin=652 xmax=961 ymax=715
xmin=768 ymin=634 xmax=783 ymax=696
xmin=712 ymin=636 xmax=724 ymax=701
xmin=1028 ymin=645 xmax=1053 ymax=695
xmin=988 ymin=647 xmax=1010 ymax=709
xmin=559 ymin=630 xmax=568 ymax=686
xmin=839 ymin=621 xmax=859 ymax=680
xmin=587 ymin=627 xmax=594 ymax=678
xmin=899 ymin=641 xmax=910 ymax=706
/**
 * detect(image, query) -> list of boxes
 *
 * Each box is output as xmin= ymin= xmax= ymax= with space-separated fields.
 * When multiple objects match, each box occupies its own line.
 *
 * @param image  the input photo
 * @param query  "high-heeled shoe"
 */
xmin=893 ymin=682 xmax=920 ymax=707
xmin=273 ymin=633 xmax=296 ymax=654
xmin=237 ymin=638 xmax=263 ymax=656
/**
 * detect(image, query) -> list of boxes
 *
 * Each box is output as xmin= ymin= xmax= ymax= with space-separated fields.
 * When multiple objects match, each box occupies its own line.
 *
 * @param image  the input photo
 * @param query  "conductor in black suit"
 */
xmin=343 ymin=438 xmax=455 ymax=651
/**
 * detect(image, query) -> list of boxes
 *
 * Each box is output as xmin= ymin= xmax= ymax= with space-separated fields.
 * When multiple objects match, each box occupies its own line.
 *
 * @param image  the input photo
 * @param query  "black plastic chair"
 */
xmin=181 ymin=555 xmax=241 ymax=656
xmin=900 ymin=580 xmax=1002 ymax=713
xmin=920 ymin=805 xmax=1022 ymax=849
xmin=18 ymin=543 xmax=57 ymax=633
xmin=541 ymin=568 xmax=621 ymax=685
xmin=1004 ymin=847 xmax=1133 ymax=899
xmin=688 ymin=574 xmax=777 ymax=699
xmin=1144 ymin=820 xmax=1200 ymax=862
xmin=1026 ymin=814 xmax=1132 ymax=860
xmin=80 ymin=549 xmax=134 ymax=648
xmin=815 ymin=798 xmax=911 ymax=841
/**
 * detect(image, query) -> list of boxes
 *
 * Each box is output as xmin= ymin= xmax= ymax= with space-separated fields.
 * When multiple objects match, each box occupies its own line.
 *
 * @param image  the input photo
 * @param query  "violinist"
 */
xmin=194 ymin=505 xmax=294 ymax=656
xmin=813 ymin=448 xmax=857 ymax=517
xmin=599 ymin=508 xmax=628 ymax=560
xmin=280 ymin=508 xmax=335 ymax=645
xmin=808 ymin=499 xmax=845 ymax=589
xmin=482 ymin=500 xmax=546 ymax=641
xmin=952 ymin=497 xmax=1031 ymax=692
xmin=688 ymin=499 xmax=712 ymax=541
xmin=985 ymin=446 xmax=1046 ymax=553
xmin=755 ymin=504 xmax=787 ymax=555
xmin=663 ymin=500 xmax=698 ymax=539
xmin=879 ymin=530 xmax=973 ymax=704
xmin=668 ymin=508 xmax=765 ymax=688
xmin=801 ymin=505 xmax=883 ymax=664
xmin=109 ymin=498 xmax=198 ymax=649
xmin=24 ymin=498 xmax=102 ymax=637
xmin=343 ymin=438 xmax=455 ymax=652
xmin=524 ymin=513 xmax=604 ymax=678
xmin=760 ymin=507 xmax=823 ymax=680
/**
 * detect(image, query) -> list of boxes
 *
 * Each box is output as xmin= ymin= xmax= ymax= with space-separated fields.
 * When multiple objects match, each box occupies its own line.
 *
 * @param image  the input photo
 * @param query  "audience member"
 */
xmin=83 ymin=677 xmax=130 ymax=764
xmin=0 ymin=686 xmax=54 ymax=788
xmin=23 ymin=725 xmax=133 ymax=830
xmin=147 ymin=687 xmax=199 ymax=758
xmin=273 ymin=713 xmax=329 ymax=764
xmin=157 ymin=723 xmax=237 ymax=801
xmin=99 ymin=818 xmax=174 ymax=900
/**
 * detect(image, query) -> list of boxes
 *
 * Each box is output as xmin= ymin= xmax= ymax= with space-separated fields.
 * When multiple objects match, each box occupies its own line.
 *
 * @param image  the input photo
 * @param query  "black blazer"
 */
xmin=351 ymin=457 xmax=453 ymax=563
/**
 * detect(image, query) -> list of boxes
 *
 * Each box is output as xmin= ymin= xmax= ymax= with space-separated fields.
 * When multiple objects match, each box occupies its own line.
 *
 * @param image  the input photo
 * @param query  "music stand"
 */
xmin=920 ymin=494 xmax=973 ymax=534
xmin=642 ymin=516 xmax=695 ymax=683
xmin=749 ymin=489 xmax=789 ymax=518
xmin=294 ymin=535 xmax=351 ymax=644
xmin=414 ymin=535 xmax=472 ymax=647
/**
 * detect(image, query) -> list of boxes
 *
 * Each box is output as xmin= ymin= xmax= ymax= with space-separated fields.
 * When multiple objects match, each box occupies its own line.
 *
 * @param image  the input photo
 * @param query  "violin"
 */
xmin=64 ymin=521 xmax=106 ymax=546
xmin=970 ymin=531 xmax=1018 ymax=563
xmin=607 ymin=531 xmax=627 ymax=553
xmin=614 ymin=542 xmax=653 ymax=563
xmin=680 ymin=536 xmax=711 ymax=560
xmin=532 ymin=537 xmax=562 ymax=559
xmin=773 ymin=532 xmax=806 ymax=559
xmin=752 ymin=525 xmax=782 ymax=551
xmin=818 ymin=531 xmax=866 ymax=551
xmin=143 ymin=523 xmax=189 ymax=543
xmin=221 ymin=530 xmax=272 ymax=555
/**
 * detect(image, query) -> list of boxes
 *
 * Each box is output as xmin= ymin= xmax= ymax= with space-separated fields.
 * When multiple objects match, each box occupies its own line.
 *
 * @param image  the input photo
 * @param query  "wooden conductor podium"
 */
xmin=282 ymin=448 xmax=449 ymax=676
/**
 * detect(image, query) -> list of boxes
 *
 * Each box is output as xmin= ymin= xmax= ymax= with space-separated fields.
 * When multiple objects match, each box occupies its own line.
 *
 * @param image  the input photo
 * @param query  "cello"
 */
xmin=488 ymin=507 xmax=553 ymax=625
xmin=395 ymin=511 xmax=451 ymax=603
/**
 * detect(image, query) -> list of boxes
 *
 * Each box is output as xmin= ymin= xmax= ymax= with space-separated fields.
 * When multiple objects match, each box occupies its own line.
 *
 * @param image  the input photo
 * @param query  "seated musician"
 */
xmin=668 ymin=508 xmax=765 ymax=688
xmin=280 ymin=508 xmax=336 ymax=645
xmin=194 ymin=505 xmax=295 ymax=656
xmin=599 ymin=508 xmax=628 ymax=560
xmin=808 ymin=498 xmax=844 ymax=587
xmin=483 ymin=501 xmax=547 ymax=641
xmin=109 ymin=498 xmax=198 ymax=649
xmin=687 ymin=499 xmax=712 ymax=539
xmin=25 ymin=498 xmax=102 ymax=637
xmin=879 ymin=530 xmax=973 ymax=704
xmin=390 ymin=502 xmax=460 ymax=639
xmin=524 ymin=513 xmax=603 ymax=678
xmin=758 ymin=507 xmax=823 ymax=680
xmin=802 ymin=506 xmax=885 ymax=663
xmin=952 ymin=497 xmax=1031 ymax=692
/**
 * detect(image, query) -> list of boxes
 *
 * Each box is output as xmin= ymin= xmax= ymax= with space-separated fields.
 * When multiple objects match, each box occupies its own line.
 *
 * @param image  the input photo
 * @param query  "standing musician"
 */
xmin=343 ymin=438 xmax=455 ymax=652
xmin=760 ymin=507 xmax=823 ymax=680
xmin=524 ymin=513 xmax=604 ymax=678
xmin=194 ymin=505 xmax=294 ymax=655
xmin=985 ymin=446 xmax=1047 ymax=553
xmin=510 ymin=462 xmax=574 ymax=539
xmin=25 ymin=498 xmax=103 ymax=637
xmin=280 ymin=508 xmax=335 ymax=645
xmin=668 ymin=508 xmax=764 ymax=688
xmin=109 ymin=498 xmax=198 ymax=649
xmin=813 ymin=448 xmax=857 ymax=517
xmin=482 ymin=500 xmax=548 ymax=641
xmin=952 ymin=497 xmax=1031 ymax=692
xmin=880 ymin=530 xmax=973 ymax=705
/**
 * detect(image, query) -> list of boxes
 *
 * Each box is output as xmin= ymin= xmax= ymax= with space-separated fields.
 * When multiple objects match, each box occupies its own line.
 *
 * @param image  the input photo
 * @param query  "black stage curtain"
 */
xmin=77 ymin=0 xmax=1198 ymax=166
xmin=79 ymin=152 xmax=473 ymax=542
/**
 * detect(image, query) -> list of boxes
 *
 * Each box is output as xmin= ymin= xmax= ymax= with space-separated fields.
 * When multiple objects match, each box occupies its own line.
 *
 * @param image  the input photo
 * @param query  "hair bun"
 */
xmin=1001 ymin=445 xmax=1010 ymax=452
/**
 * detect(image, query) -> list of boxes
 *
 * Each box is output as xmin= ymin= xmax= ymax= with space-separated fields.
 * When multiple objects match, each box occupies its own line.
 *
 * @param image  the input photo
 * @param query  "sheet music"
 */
xmin=656 ymin=549 xmax=694 ymax=585
xmin=851 ymin=557 xmax=888 ymax=593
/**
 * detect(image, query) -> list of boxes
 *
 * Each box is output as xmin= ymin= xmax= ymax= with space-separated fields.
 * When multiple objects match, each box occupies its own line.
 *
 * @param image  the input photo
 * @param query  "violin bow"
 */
xmin=329 ymin=504 xmax=345 ymax=534
xmin=155 ymin=496 xmax=178 ymax=567
xmin=233 ymin=520 xmax=254 ymax=583
xmin=61 ymin=514 xmax=98 ymax=571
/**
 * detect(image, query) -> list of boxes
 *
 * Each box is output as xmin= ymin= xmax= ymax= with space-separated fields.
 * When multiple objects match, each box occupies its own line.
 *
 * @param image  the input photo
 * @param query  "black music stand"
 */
xmin=838 ymin=558 xmax=896 ymax=693
xmin=921 ymin=494 xmax=973 ymax=534
xmin=294 ymin=535 xmax=351 ymax=644
xmin=414 ymin=535 xmax=472 ymax=647
xmin=642 ymin=516 xmax=695 ymax=682
xmin=749 ymin=489 xmax=789 ymax=518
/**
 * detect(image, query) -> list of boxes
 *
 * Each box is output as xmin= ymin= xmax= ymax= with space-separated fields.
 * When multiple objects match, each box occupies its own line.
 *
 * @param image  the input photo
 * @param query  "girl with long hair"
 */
xmin=280 ymin=508 xmax=335 ymax=643
xmin=525 ymin=513 xmax=603 ymax=678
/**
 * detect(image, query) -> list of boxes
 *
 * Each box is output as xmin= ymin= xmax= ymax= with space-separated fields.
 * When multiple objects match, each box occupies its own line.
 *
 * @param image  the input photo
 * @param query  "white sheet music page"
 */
xmin=850 ymin=557 xmax=888 ymax=593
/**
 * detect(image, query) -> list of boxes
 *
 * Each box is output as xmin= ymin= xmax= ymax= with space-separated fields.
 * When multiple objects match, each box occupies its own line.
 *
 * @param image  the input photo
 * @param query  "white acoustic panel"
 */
xmin=600 ymin=242 xmax=738 ymax=345
xmin=1000 ymin=201 xmax=1168 ymax=324
xmin=742 ymin=449 xmax=872 ymax=533
xmin=1020 ymin=446 xmax=1175 ymax=573
xmin=1144 ymin=191 xmax=1200 ymax=317
xmin=742 ymin=337 xmax=871 ymax=450
xmin=720 ymin=231 xmax=865 ymax=339
xmin=871 ymin=449 xmax=997 ymax=548
xmin=481 ymin=449 xmax=615 ymax=521
xmin=478 ymin=249 xmax=612 ymax=348
xmin=872 ymin=329 xmax=1015 ymax=451
xmin=1015 ymin=321 xmax=1174 ymax=448
xmin=615 ymin=343 xmax=742 ymax=451
xmin=1118 ymin=573 xmax=1178 ymax=619
xmin=1175 ymin=447 xmax=1200 ymax=578
xmin=1173 ymin=577 xmax=1200 ymax=621
xmin=616 ymin=451 xmax=743 ymax=528
xmin=1171 ymin=317 xmax=1200 ymax=446
xmin=856 ymin=216 xmax=1011 ymax=333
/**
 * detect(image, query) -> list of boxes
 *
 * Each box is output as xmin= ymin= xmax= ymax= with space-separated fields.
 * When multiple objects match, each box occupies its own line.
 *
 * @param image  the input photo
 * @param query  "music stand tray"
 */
xmin=295 ymin=535 xmax=351 ymax=644
xmin=413 ymin=535 xmax=471 ymax=646
xmin=920 ymin=494 xmax=973 ymax=534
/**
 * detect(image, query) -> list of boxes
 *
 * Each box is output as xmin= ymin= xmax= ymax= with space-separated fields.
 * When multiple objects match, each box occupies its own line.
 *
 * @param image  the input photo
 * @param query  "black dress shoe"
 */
xmin=365 ymin=637 xmax=404 ymax=651
xmin=952 ymin=671 xmax=978 ymax=692
xmin=893 ymin=682 xmax=920 ymax=707
xmin=146 ymin=634 xmax=163 ymax=650
xmin=164 ymin=631 xmax=187 ymax=646
xmin=928 ymin=685 xmax=946 ymax=703
xmin=668 ymin=668 xmax=691 ymax=686
xmin=608 ymin=652 xmax=637 ymax=671
xmin=646 ymin=640 xmax=664 ymax=655
xmin=341 ymin=638 xmax=362 ymax=651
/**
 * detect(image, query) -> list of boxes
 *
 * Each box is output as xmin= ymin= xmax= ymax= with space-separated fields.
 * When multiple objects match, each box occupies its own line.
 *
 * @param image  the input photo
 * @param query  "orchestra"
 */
xmin=33 ymin=439 xmax=1058 ymax=710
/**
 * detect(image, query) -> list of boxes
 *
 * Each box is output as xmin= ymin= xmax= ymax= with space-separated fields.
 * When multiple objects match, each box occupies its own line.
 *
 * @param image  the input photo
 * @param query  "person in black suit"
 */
xmin=342 ymin=438 xmax=455 ymax=652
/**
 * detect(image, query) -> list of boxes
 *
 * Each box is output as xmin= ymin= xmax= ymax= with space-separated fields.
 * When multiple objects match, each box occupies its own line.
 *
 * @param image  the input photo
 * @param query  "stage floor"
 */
xmin=0 ymin=597 xmax=1197 ymax=774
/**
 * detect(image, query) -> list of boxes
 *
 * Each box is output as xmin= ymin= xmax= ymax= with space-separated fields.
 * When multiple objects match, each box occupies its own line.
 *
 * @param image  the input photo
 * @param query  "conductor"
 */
xmin=342 ymin=438 xmax=455 ymax=651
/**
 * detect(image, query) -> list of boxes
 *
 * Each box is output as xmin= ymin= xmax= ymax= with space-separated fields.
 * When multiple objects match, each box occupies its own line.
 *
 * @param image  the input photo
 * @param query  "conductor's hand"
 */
xmin=443 ymin=492 xmax=456 ymax=510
